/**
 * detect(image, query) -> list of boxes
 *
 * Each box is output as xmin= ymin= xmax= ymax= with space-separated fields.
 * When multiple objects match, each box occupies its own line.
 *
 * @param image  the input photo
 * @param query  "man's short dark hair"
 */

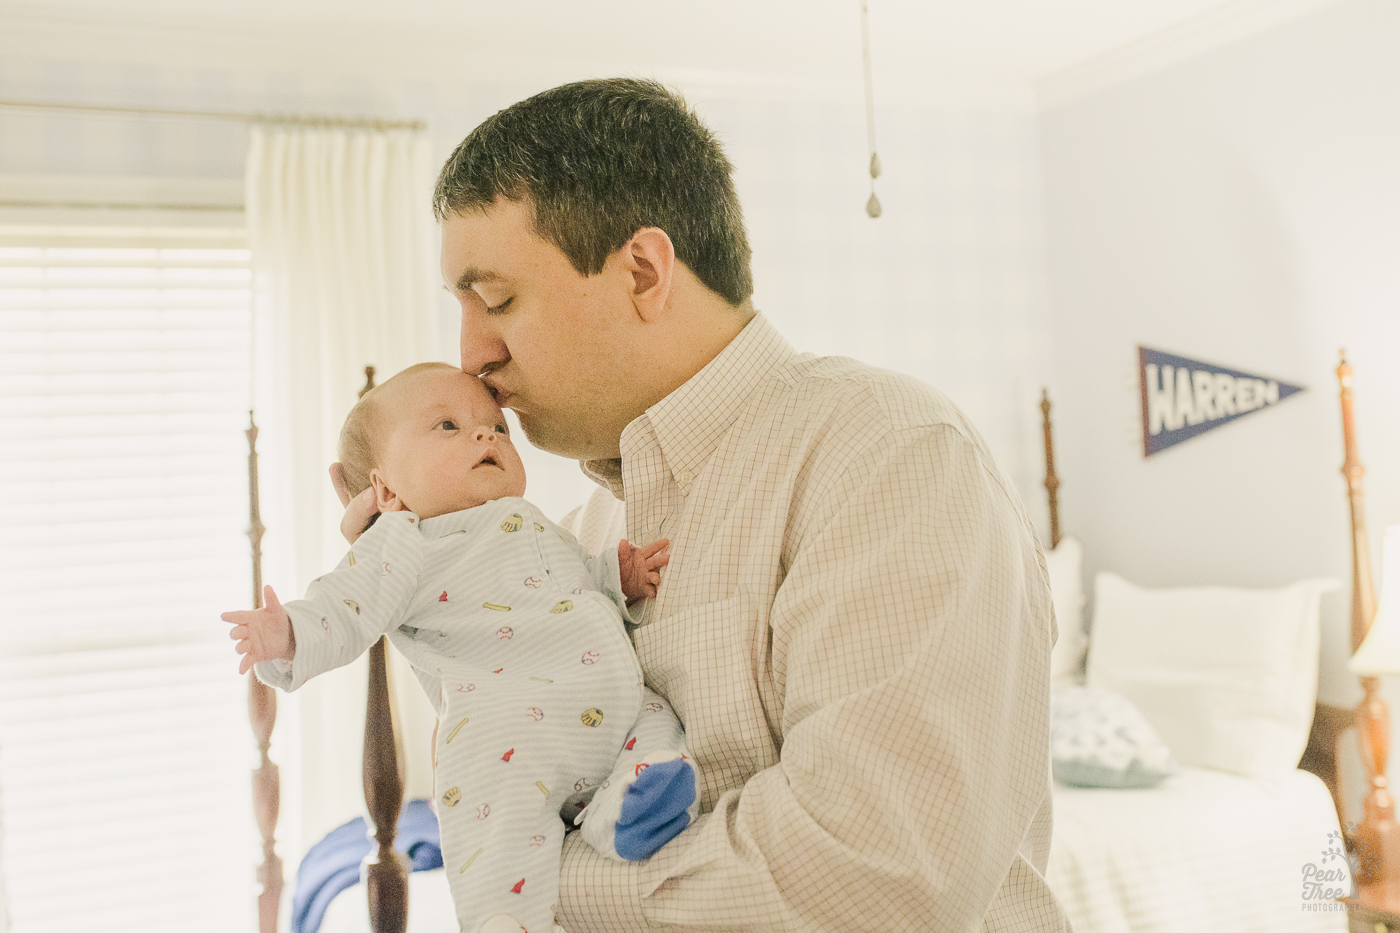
xmin=433 ymin=78 xmax=753 ymax=307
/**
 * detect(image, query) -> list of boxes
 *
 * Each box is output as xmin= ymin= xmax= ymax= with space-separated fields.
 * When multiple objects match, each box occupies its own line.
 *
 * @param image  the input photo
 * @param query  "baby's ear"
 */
xmin=369 ymin=470 xmax=403 ymax=513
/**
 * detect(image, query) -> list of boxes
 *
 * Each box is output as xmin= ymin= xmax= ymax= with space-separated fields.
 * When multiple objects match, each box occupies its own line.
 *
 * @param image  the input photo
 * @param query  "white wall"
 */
xmin=0 ymin=18 xmax=1055 ymax=519
xmin=1039 ymin=0 xmax=1400 ymax=817
xmin=0 ymin=9 xmax=1056 ymax=874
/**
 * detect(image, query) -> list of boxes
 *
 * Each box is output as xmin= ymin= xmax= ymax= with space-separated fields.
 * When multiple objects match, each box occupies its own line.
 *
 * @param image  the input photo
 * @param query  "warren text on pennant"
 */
xmin=1138 ymin=346 xmax=1304 ymax=457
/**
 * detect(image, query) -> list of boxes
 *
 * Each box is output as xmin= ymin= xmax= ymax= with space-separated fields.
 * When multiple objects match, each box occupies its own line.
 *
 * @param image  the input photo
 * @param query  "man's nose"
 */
xmin=459 ymin=305 xmax=509 ymax=377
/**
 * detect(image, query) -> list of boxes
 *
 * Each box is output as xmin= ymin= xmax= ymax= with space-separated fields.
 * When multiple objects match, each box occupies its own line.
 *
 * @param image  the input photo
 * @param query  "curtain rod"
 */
xmin=0 ymin=98 xmax=427 ymax=131
xmin=0 ymin=200 xmax=244 ymax=212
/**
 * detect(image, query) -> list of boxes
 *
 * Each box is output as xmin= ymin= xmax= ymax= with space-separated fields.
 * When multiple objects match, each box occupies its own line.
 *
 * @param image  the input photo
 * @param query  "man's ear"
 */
xmin=624 ymin=227 xmax=675 ymax=322
xmin=369 ymin=469 xmax=404 ymax=513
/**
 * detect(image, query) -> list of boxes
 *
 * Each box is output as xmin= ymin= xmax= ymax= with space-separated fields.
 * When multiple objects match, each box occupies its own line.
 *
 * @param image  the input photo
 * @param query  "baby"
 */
xmin=223 ymin=362 xmax=697 ymax=933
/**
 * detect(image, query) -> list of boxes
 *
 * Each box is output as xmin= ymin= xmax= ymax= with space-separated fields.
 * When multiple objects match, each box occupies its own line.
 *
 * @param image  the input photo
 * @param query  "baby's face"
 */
xmin=373 ymin=368 xmax=527 ymax=519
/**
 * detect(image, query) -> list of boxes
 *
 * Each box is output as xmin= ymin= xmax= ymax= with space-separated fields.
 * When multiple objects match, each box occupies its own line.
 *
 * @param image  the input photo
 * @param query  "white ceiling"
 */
xmin=0 ymin=0 xmax=1347 ymax=106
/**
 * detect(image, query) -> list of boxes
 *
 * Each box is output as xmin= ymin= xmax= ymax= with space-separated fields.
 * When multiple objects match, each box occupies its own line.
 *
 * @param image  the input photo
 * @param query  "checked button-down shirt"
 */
xmin=558 ymin=312 xmax=1068 ymax=932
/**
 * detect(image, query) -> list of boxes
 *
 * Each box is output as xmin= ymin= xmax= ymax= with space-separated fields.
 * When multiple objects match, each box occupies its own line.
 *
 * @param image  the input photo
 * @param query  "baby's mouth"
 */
xmin=474 ymin=452 xmax=501 ymax=469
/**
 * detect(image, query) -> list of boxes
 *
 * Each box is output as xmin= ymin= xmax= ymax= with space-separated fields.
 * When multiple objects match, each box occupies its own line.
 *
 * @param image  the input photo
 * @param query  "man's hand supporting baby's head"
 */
xmin=334 ymin=362 xmax=528 ymax=539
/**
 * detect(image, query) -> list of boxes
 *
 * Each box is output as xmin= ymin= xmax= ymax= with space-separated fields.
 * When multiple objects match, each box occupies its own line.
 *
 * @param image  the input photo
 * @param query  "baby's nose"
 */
xmin=474 ymin=426 xmax=496 ymax=441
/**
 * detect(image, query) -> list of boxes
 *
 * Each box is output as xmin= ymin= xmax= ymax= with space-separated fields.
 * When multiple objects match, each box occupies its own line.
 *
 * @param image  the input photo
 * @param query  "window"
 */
xmin=0 ymin=225 xmax=258 ymax=933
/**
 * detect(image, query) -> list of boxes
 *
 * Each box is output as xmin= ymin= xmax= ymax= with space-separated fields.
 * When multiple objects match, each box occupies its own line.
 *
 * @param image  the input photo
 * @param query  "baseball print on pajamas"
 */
xmin=254 ymin=497 xmax=690 ymax=933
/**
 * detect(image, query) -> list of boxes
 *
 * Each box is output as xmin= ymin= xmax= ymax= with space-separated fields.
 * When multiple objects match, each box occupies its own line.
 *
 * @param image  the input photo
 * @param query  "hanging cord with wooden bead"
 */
xmin=861 ymin=0 xmax=883 ymax=218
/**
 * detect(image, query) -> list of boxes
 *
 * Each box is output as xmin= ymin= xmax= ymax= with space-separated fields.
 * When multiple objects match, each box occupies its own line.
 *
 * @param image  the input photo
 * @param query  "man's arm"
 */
xmin=559 ymin=425 xmax=1063 ymax=931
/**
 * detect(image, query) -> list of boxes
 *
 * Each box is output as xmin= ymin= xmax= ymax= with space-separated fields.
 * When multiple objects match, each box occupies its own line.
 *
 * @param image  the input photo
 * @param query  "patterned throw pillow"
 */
xmin=1051 ymin=685 xmax=1178 ymax=789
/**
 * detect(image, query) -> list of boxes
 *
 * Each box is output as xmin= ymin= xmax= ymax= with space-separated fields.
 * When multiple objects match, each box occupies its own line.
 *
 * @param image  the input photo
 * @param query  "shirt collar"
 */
xmin=581 ymin=312 xmax=796 ymax=500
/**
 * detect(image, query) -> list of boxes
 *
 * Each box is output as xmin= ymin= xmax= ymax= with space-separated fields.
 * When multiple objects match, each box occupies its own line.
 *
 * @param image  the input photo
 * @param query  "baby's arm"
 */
xmin=558 ymin=526 xmax=668 ymax=620
xmin=617 ymin=538 xmax=670 ymax=602
xmin=223 ymin=511 xmax=423 ymax=690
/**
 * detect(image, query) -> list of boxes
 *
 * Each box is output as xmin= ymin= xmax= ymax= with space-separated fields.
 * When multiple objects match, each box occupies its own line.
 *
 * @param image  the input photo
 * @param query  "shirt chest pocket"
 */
xmin=634 ymin=592 xmax=781 ymax=812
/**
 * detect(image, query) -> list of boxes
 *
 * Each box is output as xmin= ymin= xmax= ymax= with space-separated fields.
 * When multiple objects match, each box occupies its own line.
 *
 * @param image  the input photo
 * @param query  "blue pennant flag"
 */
xmin=1138 ymin=347 xmax=1304 ymax=457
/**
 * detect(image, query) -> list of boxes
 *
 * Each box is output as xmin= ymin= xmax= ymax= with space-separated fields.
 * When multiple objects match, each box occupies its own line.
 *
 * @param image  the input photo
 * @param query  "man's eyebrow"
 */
xmin=452 ymin=267 xmax=504 ymax=292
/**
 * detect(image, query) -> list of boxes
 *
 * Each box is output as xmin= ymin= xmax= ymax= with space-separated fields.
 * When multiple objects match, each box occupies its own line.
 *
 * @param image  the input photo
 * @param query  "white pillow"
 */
xmin=1044 ymin=536 xmax=1087 ymax=686
xmin=1086 ymin=572 xmax=1339 ymax=778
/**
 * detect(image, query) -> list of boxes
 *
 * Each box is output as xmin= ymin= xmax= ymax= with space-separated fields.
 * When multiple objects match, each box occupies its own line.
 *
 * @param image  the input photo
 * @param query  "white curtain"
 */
xmin=0 ymin=768 xmax=7 ymax=933
xmin=245 ymin=125 xmax=446 ymax=866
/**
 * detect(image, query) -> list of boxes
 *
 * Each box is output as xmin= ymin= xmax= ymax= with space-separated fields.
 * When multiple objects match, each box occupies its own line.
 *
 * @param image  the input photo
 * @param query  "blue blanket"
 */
xmin=291 ymin=799 xmax=443 ymax=933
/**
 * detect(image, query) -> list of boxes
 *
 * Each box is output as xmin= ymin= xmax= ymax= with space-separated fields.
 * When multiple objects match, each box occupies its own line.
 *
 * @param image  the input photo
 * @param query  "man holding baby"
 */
xmin=337 ymin=77 xmax=1067 ymax=933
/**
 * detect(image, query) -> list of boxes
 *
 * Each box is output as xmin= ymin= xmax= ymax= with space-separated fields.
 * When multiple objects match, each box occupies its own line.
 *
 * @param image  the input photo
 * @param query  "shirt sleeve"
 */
xmin=254 ymin=511 xmax=424 ymax=692
xmin=558 ymin=425 xmax=1062 ymax=932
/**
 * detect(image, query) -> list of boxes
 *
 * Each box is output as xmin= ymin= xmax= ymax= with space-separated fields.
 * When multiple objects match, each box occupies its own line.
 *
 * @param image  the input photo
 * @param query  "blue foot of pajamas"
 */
xmin=579 ymin=688 xmax=700 ymax=862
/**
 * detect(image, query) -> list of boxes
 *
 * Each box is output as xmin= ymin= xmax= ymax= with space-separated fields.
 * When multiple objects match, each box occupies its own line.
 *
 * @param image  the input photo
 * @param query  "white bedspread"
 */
xmin=316 ymin=767 xmax=1347 ymax=933
xmin=1047 ymin=766 xmax=1348 ymax=933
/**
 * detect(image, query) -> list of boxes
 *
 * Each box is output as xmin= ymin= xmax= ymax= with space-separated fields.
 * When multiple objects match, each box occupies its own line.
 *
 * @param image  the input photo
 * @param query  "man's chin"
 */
xmin=514 ymin=414 xmax=615 ymax=461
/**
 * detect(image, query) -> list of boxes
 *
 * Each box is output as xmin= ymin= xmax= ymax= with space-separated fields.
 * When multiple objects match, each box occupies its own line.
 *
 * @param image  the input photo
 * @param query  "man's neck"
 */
xmin=583 ymin=299 xmax=755 ymax=465
xmin=643 ymin=297 xmax=755 ymax=406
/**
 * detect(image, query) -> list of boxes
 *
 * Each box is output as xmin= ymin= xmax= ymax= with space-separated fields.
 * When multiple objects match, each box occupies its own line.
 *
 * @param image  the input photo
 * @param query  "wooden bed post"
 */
xmin=1339 ymin=352 xmax=1379 ymax=657
xmin=246 ymin=412 xmax=284 ymax=933
xmin=1338 ymin=350 xmax=1400 ymax=910
xmin=1040 ymin=389 xmax=1062 ymax=549
xmin=364 ymin=635 xmax=409 ymax=933
xmin=355 ymin=365 xmax=410 ymax=933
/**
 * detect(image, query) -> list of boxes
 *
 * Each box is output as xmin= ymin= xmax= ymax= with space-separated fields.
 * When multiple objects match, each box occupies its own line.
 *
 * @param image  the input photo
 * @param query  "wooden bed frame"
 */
xmin=246 ymin=365 xmax=409 ymax=933
xmin=1038 ymin=355 xmax=1372 ymax=838
xmin=241 ymin=359 xmax=1381 ymax=932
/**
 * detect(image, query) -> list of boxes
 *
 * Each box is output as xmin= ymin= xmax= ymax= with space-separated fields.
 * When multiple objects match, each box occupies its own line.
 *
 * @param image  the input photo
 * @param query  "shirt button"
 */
xmin=675 ymin=469 xmax=692 ymax=487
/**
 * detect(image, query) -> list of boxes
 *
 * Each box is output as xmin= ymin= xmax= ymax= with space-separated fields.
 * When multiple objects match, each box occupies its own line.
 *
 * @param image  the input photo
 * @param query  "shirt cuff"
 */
xmin=597 ymin=544 xmax=639 ymax=626
xmin=251 ymin=657 xmax=293 ymax=690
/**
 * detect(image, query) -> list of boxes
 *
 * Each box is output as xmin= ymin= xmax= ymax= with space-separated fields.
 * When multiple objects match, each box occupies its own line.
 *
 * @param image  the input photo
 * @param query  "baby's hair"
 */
xmin=337 ymin=361 xmax=463 ymax=497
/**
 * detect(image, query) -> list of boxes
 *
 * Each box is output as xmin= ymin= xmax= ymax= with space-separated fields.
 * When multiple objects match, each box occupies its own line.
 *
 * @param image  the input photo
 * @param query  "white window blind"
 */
xmin=0 ymin=226 xmax=259 ymax=933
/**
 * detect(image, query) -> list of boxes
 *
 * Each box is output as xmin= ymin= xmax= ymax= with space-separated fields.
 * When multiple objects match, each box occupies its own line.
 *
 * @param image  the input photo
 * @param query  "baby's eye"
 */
xmin=440 ymin=420 xmax=458 ymax=431
xmin=494 ymin=423 xmax=508 ymax=435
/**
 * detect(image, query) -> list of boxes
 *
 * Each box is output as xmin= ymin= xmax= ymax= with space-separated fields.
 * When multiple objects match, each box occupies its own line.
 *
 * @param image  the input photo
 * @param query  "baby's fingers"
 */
xmin=235 ymin=637 xmax=255 ymax=674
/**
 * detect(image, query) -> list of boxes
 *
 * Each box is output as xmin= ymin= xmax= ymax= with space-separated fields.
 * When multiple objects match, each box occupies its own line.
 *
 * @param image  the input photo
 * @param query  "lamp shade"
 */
xmin=1350 ymin=526 xmax=1400 ymax=675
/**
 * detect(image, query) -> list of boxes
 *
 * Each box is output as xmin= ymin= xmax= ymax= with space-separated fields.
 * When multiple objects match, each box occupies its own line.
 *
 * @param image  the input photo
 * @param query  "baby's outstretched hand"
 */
xmin=619 ymin=538 xmax=670 ymax=602
xmin=222 ymin=585 xmax=296 ymax=674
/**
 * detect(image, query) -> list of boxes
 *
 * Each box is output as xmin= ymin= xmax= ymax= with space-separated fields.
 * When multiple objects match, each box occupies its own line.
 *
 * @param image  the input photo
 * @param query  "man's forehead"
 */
xmin=439 ymin=200 xmax=539 ymax=287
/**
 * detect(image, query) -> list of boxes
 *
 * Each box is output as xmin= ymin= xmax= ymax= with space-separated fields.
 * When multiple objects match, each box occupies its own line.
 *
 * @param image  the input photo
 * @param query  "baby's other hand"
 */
xmin=222 ymin=585 xmax=296 ymax=674
xmin=331 ymin=462 xmax=378 ymax=544
xmin=619 ymin=538 xmax=670 ymax=602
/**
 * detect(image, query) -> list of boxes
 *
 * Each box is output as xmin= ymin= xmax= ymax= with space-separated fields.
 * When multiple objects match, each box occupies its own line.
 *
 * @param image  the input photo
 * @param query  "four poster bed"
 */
xmin=1037 ymin=354 xmax=1382 ymax=933
xmin=243 ymin=358 xmax=1384 ymax=933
